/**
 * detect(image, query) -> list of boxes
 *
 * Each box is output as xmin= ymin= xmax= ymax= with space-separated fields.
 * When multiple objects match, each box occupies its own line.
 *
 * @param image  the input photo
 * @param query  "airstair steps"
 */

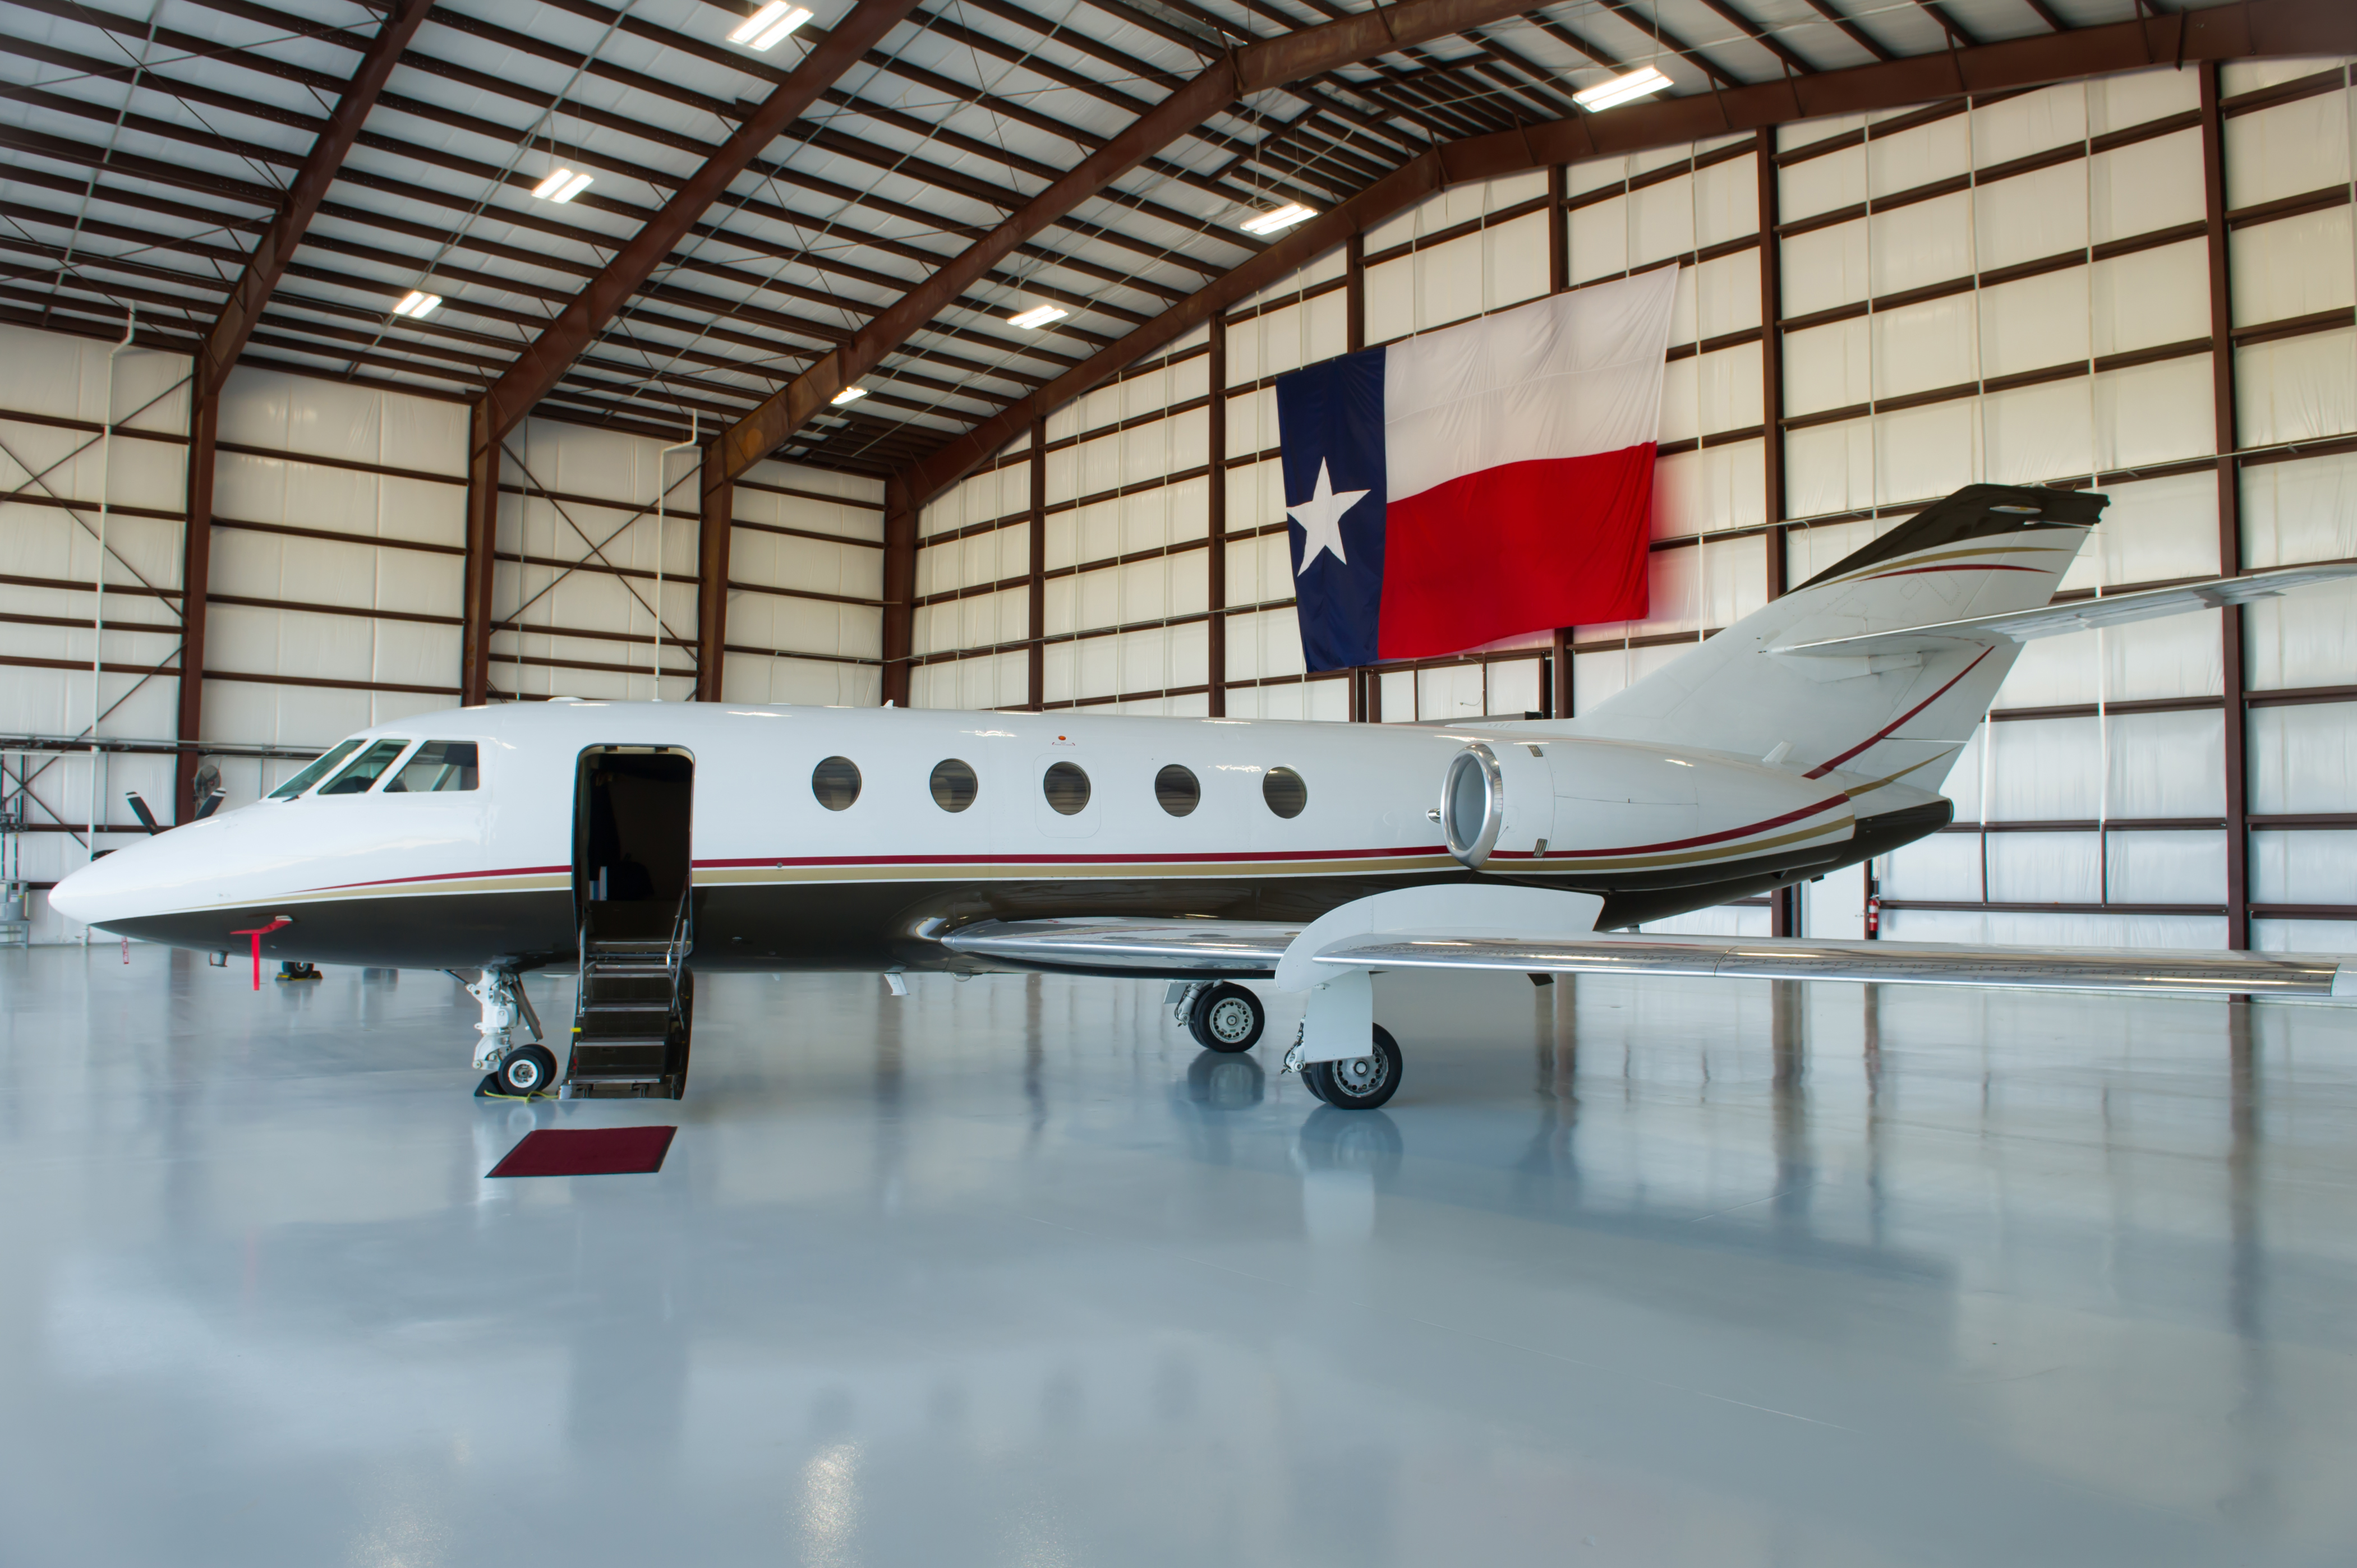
xmin=563 ymin=896 xmax=693 ymax=1099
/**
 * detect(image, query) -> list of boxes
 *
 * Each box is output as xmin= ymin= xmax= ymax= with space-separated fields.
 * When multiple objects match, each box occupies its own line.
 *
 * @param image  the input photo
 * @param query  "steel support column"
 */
xmin=1207 ymin=316 xmax=1228 ymax=718
xmin=1027 ymin=420 xmax=1047 ymax=711
xmin=695 ymin=444 xmax=731 ymax=703
xmin=177 ymin=0 xmax=435 ymax=810
xmin=880 ymin=478 xmax=918 ymax=708
xmin=1757 ymin=124 xmax=1799 ymax=939
xmin=461 ymin=406 xmax=499 ymax=705
xmin=2200 ymin=62 xmax=2252 ymax=951
xmin=1548 ymin=162 xmax=1573 ymax=723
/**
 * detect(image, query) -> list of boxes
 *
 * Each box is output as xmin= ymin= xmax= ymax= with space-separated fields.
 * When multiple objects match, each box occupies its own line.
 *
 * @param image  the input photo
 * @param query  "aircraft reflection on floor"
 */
xmin=3 ymin=948 xmax=2353 ymax=1566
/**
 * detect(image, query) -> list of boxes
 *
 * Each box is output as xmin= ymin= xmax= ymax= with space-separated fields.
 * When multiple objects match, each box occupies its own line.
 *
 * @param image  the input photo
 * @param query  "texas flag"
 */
xmin=1276 ymin=266 xmax=1678 ymax=670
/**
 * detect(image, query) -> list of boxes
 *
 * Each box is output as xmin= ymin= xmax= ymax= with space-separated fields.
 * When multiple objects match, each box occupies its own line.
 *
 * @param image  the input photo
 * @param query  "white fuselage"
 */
xmin=52 ymin=699 xmax=1941 ymax=974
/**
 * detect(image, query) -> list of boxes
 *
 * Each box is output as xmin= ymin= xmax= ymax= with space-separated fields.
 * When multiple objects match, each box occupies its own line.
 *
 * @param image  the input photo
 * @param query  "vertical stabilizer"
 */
xmin=1568 ymin=485 xmax=2108 ymax=791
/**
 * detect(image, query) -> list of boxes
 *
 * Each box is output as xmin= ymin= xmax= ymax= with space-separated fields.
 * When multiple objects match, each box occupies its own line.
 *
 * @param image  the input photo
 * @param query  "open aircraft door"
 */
xmin=566 ymin=746 xmax=697 ymax=1099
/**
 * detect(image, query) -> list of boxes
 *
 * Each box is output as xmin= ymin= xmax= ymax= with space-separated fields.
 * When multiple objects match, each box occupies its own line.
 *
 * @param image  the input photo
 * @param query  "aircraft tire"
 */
xmin=1188 ymin=983 xmax=1265 ymax=1053
xmin=495 ymin=1044 xmax=559 ymax=1097
xmin=1300 ymin=1025 xmax=1402 ymax=1111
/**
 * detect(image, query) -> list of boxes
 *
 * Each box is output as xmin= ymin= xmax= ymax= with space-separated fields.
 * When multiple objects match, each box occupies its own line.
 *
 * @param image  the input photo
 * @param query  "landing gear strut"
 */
xmin=1288 ymin=1024 xmax=1403 ymax=1110
xmin=461 ymin=967 xmax=549 ymax=1096
xmin=1177 ymin=981 xmax=1265 ymax=1053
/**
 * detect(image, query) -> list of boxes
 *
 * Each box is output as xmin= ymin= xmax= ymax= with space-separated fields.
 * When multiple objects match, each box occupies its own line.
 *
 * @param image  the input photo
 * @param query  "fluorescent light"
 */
xmin=1240 ymin=202 xmax=1316 ymax=237
xmin=392 ymin=290 xmax=440 ymax=319
xmin=1005 ymin=303 xmax=1068 ymax=330
xmin=729 ymin=1 xmax=812 ymax=49
xmin=830 ymin=386 xmax=868 ymax=406
xmin=1574 ymin=66 xmax=1670 ymax=112
xmin=532 ymin=168 xmax=593 ymax=203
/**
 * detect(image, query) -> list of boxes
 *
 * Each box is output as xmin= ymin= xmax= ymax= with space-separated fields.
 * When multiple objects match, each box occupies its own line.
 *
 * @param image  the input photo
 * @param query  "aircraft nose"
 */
xmin=49 ymin=843 xmax=138 ymax=928
xmin=49 ymin=827 xmax=199 ymax=931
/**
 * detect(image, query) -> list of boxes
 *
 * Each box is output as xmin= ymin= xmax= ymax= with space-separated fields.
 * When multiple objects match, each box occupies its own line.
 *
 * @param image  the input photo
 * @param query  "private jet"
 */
xmin=52 ymin=483 xmax=2357 ymax=1108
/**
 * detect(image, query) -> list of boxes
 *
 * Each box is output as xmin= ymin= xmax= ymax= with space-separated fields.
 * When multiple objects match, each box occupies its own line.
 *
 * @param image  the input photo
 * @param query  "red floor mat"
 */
xmin=488 ymin=1126 xmax=676 ymax=1178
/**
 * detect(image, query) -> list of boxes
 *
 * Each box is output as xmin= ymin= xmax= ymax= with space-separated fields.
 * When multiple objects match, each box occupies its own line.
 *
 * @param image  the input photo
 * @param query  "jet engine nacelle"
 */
xmin=1445 ymin=737 xmax=1844 ymax=872
xmin=1440 ymin=741 xmax=1555 ymax=868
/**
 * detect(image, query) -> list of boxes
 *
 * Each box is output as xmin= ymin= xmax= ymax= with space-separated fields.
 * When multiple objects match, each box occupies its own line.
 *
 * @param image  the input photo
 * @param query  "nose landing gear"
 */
xmin=461 ymin=967 xmax=553 ymax=1097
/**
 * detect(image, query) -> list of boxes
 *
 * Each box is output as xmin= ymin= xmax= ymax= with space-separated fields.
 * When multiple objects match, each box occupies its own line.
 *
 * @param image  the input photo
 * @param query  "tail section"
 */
xmin=1570 ymin=484 xmax=2107 ymax=791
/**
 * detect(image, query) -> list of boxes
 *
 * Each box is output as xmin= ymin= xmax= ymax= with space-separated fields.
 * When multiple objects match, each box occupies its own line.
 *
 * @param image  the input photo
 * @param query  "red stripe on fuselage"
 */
xmin=1487 ymin=794 xmax=1850 ymax=859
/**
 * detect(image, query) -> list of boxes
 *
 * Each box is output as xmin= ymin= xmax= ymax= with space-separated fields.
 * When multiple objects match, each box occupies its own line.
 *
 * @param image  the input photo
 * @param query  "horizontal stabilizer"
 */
xmin=940 ymin=917 xmax=2357 ymax=1001
xmin=1770 ymin=561 xmax=2357 ymax=658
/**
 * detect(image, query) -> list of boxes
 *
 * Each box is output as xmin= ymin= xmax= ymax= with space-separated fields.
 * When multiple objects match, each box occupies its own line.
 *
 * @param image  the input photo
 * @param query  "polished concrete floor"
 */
xmin=3 ymin=947 xmax=2356 ymax=1567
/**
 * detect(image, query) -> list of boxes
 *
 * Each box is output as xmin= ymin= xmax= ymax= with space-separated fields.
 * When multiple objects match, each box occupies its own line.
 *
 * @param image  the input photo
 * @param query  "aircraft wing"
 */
xmin=941 ymin=917 xmax=2357 ymax=1000
xmin=1770 ymin=561 xmax=2357 ymax=658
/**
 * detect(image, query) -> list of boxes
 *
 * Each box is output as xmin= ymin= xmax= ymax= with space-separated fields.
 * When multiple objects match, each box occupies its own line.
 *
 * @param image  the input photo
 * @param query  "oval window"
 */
xmin=929 ymin=758 xmax=978 ymax=813
xmin=1154 ymin=763 xmax=1199 ymax=817
xmin=1042 ymin=760 xmax=1091 ymax=816
xmin=811 ymin=755 xmax=861 ymax=811
xmin=1263 ymin=766 xmax=1308 ymax=819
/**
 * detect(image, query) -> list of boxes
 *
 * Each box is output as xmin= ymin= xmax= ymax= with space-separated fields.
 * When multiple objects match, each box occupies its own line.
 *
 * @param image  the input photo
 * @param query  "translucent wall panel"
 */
xmin=2224 ymin=81 xmax=2352 ymax=206
xmin=1362 ymin=205 xmax=1549 ymax=343
xmin=1884 ymin=910 xmax=2226 ymax=947
xmin=0 ymin=326 xmax=192 ymax=782
xmin=2250 ymin=828 xmax=2357 ymax=904
xmin=912 ymin=651 xmax=1025 ymax=712
xmin=2245 ymin=577 xmax=2357 ymax=691
xmin=2243 ymin=449 xmax=2357 ymax=569
xmin=1042 ymin=623 xmax=1208 ymax=707
xmin=1221 ymin=677 xmax=1348 ymax=722
xmin=2236 ymin=328 xmax=2357 ymax=448
xmin=494 ymin=416 xmax=700 ymax=704
xmin=2248 ymin=702 xmax=2357 ymax=815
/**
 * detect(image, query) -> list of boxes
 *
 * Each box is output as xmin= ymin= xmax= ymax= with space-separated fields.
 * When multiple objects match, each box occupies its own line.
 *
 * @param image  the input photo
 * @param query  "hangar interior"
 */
xmin=4 ymin=0 xmax=2357 ymax=1561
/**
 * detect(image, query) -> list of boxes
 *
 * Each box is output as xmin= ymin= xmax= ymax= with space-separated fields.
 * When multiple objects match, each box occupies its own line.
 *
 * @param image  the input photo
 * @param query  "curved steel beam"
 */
xmin=895 ymin=0 xmax=2356 ymax=515
xmin=181 ymin=0 xmax=436 ymax=817
xmin=711 ymin=0 xmax=1567 ymax=486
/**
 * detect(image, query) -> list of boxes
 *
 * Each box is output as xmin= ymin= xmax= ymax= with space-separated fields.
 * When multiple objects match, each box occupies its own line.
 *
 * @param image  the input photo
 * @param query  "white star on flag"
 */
xmin=1286 ymin=459 xmax=1370 ymax=577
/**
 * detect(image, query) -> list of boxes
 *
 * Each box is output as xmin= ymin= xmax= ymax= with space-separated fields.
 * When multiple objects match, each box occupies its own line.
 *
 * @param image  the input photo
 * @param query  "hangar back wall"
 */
xmin=5 ymin=57 xmax=2354 ymax=957
xmin=909 ymin=56 xmax=2357 ymax=957
xmin=0 ymin=339 xmax=882 ymax=942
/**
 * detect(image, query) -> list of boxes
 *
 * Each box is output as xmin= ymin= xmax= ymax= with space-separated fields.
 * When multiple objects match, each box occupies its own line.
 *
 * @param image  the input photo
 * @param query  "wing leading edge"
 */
xmin=941 ymin=917 xmax=2356 ymax=1000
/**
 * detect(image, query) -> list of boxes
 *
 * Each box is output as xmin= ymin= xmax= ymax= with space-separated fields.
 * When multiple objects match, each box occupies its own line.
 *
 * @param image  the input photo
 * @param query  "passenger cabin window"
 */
xmin=930 ymin=758 xmax=978 ymax=812
xmin=812 ymin=755 xmax=861 ymax=810
xmin=269 ymin=739 xmax=363 ymax=799
xmin=317 ymin=739 xmax=411 ymax=795
xmin=1154 ymin=764 xmax=1199 ymax=817
xmin=1042 ymin=761 xmax=1090 ymax=815
xmin=1263 ymin=766 xmax=1308 ymax=819
xmin=384 ymin=741 xmax=479 ymax=792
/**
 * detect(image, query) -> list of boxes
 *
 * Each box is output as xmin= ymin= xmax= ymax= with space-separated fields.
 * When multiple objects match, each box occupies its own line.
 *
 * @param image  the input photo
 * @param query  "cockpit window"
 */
xmin=317 ymin=739 xmax=412 ymax=795
xmin=384 ymin=741 xmax=480 ymax=792
xmin=268 ymin=739 xmax=363 ymax=800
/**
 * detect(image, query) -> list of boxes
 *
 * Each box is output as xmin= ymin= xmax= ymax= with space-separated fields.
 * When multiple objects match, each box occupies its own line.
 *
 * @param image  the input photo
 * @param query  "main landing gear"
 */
xmin=1175 ymin=981 xmax=1266 ymax=1053
xmin=1288 ymin=1025 xmax=1403 ymax=1110
xmin=1171 ymin=980 xmax=1404 ymax=1110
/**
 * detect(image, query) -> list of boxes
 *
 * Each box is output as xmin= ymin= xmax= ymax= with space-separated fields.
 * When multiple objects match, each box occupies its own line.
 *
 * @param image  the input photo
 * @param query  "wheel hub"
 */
xmin=1207 ymin=999 xmax=1254 ymax=1044
xmin=1334 ymin=1054 xmax=1384 ymax=1092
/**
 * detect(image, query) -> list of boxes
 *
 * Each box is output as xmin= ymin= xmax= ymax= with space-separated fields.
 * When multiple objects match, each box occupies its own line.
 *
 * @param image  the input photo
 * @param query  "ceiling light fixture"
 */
xmin=1006 ymin=303 xmax=1069 ymax=330
xmin=391 ymin=290 xmax=440 ymax=319
xmin=729 ymin=2 xmax=813 ymax=50
xmin=1573 ymin=66 xmax=1670 ymax=112
xmin=830 ymin=386 xmax=868 ymax=406
xmin=531 ymin=168 xmax=595 ymax=203
xmin=1240 ymin=202 xmax=1316 ymax=237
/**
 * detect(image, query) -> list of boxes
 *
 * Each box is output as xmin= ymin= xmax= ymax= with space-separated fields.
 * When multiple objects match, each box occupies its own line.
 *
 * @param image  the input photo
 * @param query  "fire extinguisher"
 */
xmin=1865 ymin=859 xmax=1882 ymax=940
